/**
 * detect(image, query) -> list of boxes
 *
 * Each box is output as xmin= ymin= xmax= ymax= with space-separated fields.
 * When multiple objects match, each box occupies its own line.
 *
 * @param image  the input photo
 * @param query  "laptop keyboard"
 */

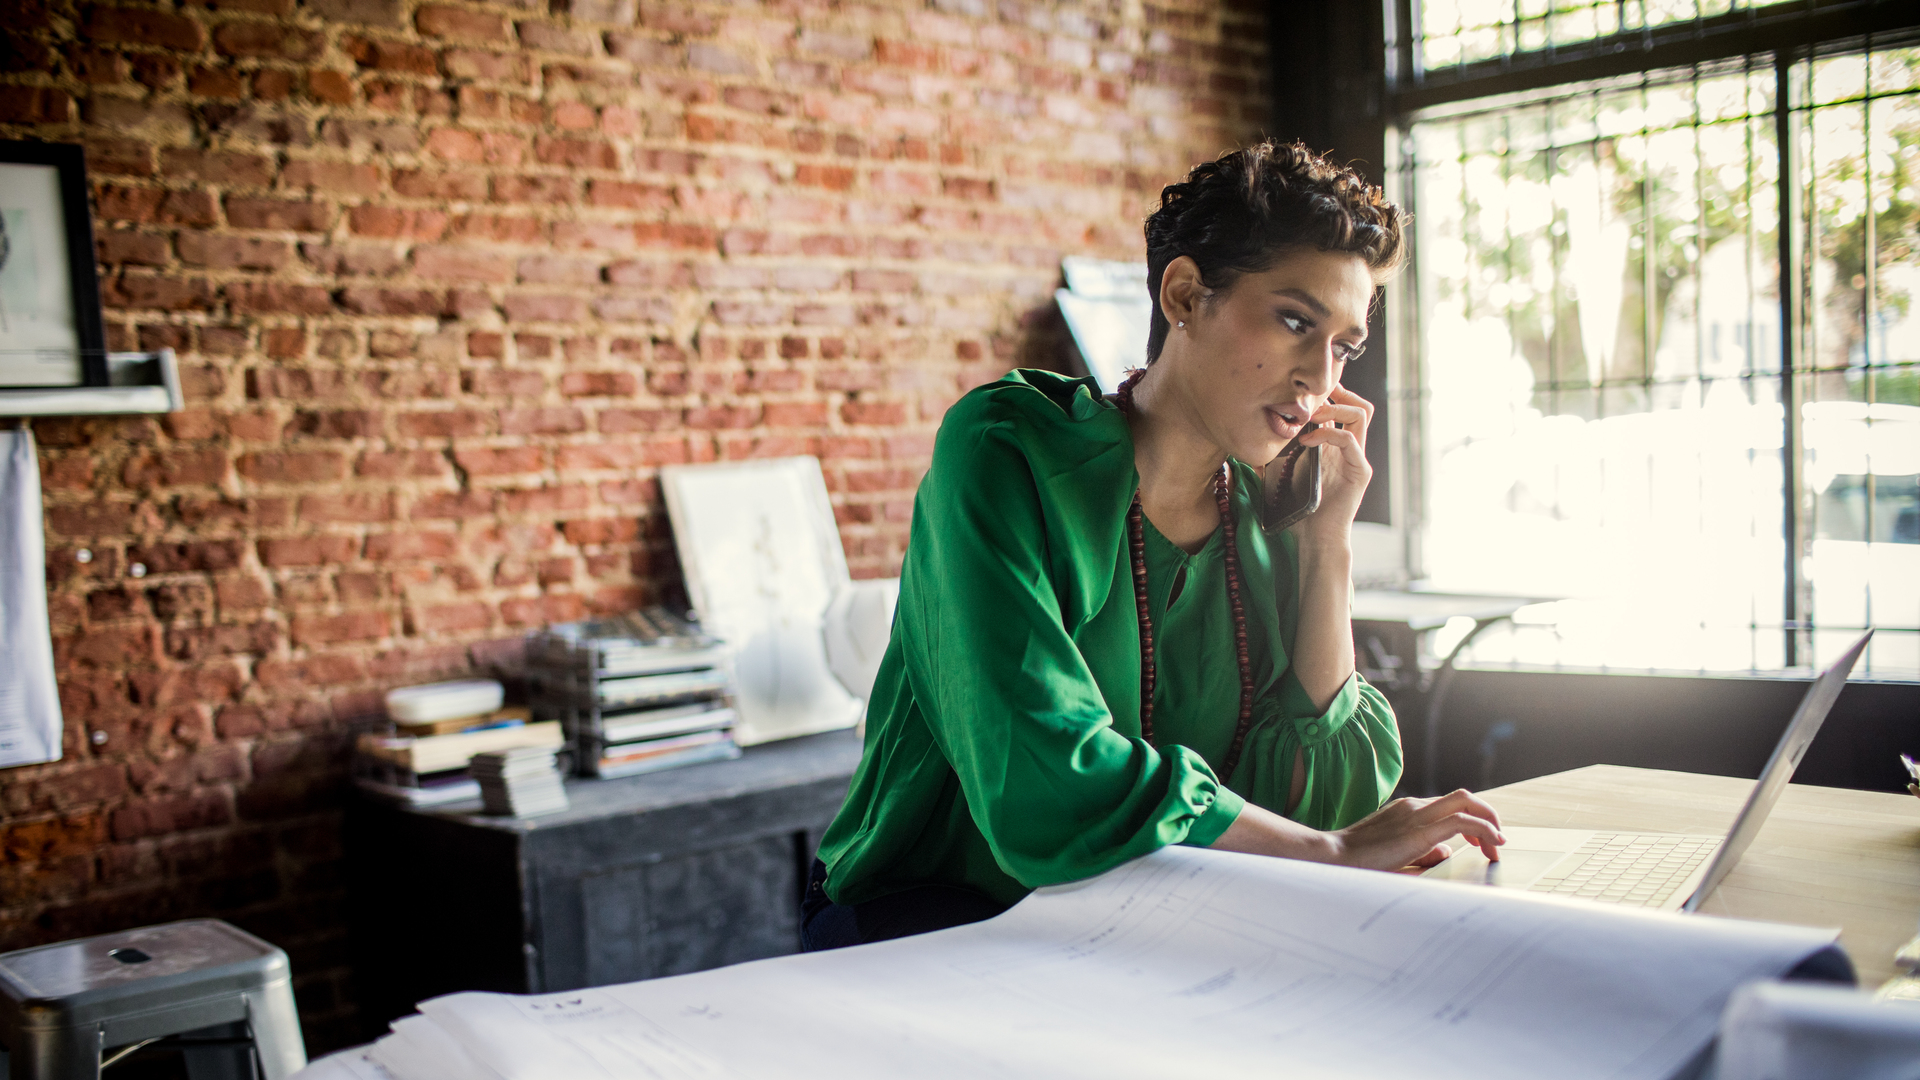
xmin=1527 ymin=833 xmax=1720 ymax=907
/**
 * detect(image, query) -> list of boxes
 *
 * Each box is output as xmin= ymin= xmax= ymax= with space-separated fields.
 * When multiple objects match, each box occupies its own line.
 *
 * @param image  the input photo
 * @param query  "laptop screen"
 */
xmin=1682 ymin=631 xmax=1873 ymax=912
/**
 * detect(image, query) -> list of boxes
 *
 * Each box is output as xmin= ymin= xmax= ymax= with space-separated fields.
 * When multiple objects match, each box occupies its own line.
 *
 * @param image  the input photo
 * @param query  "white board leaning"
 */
xmin=659 ymin=456 xmax=862 ymax=746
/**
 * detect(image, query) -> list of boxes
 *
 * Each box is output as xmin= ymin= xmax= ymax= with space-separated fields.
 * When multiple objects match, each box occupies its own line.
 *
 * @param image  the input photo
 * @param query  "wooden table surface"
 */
xmin=1480 ymin=764 xmax=1920 ymax=987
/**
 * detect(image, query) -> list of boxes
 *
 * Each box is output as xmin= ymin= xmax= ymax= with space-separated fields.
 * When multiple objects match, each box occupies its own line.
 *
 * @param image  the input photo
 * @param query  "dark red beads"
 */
xmin=1213 ymin=468 xmax=1257 ymax=780
xmin=1114 ymin=368 xmax=1258 ymax=782
xmin=1127 ymin=494 xmax=1158 ymax=745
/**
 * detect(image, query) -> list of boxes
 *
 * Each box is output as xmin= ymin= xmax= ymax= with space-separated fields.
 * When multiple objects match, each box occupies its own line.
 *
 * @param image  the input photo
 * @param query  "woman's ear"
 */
xmin=1158 ymin=255 xmax=1205 ymax=331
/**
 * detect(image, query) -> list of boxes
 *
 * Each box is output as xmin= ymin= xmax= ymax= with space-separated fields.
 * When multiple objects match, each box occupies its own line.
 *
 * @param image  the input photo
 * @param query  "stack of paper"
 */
xmin=528 ymin=608 xmax=744 ymax=778
xmin=353 ymin=720 xmax=564 ymax=808
xmin=294 ymin=844 xmax=1844 ymax=1080
xmin=530 ymin=608 xmax=730 ymax=676
xmin=469 ymin=748 xmax=568 ymax=817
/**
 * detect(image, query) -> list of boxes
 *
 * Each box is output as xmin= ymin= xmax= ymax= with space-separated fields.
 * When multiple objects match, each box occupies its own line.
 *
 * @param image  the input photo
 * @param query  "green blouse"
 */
xmin=816 ymin=369 xmax=1401 ymax=908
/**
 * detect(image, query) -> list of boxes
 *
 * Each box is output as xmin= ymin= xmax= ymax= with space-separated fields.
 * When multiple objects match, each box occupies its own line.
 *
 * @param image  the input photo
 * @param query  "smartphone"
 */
xmin=1259 ymin=423 xmax=1321 ymax=535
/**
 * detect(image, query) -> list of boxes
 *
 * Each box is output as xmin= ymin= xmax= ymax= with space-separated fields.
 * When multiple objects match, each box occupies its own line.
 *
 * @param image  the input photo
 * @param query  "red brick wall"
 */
xmin=0 ymin=0 xmax=1266 ymax=1048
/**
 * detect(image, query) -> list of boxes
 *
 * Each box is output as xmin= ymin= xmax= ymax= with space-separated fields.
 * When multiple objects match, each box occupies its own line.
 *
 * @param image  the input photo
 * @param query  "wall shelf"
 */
xmin=0 ymin=350 xmax=183 ymax=417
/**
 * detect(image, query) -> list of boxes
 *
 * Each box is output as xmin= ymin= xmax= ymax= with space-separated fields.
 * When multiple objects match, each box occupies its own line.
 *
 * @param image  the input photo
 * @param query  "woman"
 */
xmin=802 ymin=142 xmax=1504 ymax=950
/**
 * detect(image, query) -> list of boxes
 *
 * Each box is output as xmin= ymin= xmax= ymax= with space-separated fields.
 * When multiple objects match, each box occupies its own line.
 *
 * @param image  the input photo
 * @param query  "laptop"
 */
xmin=1420 ymin=631 xmax=1872 ymax=912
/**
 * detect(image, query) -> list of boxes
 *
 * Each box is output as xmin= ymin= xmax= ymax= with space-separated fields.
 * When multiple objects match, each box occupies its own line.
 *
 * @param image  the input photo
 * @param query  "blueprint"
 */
xmin=302 ymin=845 xmax=1839 ymax=1080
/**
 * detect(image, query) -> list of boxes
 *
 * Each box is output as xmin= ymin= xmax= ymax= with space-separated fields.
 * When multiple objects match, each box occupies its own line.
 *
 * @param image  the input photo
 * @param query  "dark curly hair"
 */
xmin=1143 ymin=140 xmax=1407 ymax=364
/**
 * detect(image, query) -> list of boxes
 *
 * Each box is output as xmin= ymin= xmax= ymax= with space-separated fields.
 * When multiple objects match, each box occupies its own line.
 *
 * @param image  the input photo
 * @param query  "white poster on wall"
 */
xmin=0 ymin=427 xmax=61 ymax=767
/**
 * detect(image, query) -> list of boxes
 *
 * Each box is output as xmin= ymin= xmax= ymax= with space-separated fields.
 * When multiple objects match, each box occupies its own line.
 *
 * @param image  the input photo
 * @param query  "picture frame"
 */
xmin=659 ymin=456 xmax=864 ymax=746
xmin=0 ymin=142 xmax=107 ymax=390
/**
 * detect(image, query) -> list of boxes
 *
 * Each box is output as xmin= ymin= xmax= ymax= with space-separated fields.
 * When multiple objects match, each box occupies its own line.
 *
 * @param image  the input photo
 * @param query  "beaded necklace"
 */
xmin=1113 ymin=368 xmax=1258 ymax=781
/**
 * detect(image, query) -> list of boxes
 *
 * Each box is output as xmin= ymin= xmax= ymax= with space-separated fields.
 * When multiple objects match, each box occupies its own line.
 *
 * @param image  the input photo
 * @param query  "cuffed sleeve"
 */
xmin=1226 ymin=673 xmax=1402 ymax=831
xmin=1182 ymin=781 xmax=1245 ymax=848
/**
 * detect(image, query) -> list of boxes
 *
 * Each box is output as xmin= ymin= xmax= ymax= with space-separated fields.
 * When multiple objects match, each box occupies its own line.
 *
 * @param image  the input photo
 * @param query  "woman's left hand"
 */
xmin=1293 ymin=383 xmax=1374 ymax=544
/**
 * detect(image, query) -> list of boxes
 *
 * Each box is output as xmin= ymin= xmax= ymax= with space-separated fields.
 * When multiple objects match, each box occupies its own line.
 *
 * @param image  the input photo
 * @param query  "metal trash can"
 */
xmin=0 ymin=919 xmax=305 ymax=1080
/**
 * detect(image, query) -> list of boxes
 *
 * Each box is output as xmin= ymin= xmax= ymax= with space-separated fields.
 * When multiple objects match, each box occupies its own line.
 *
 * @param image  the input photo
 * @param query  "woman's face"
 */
xmin=1157 ymin=248 xmax=1374 ymax=467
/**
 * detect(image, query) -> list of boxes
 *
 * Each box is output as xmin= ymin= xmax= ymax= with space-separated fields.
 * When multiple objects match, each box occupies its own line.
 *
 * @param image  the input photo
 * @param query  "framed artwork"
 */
xmin=659 ymin=456 xmax=863 ymax=746
xmin=0 ymin=142 xmax=107 ymax=390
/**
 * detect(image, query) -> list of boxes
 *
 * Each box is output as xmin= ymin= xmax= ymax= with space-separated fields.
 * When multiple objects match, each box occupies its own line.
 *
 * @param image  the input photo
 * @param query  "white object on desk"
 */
xmin=384 ymin=679 xmax=504 ymax=725
xmin=1350 ymin=587 xmax=1536 ymax=629
xmin=661 ymin=457 xmax=862 ymax=746
xmin=0 ymin=427 xmax=59 ymax=769
xmin=824 ymin=576 xmax=900 ymax=738
xmin=822 ymin=577 xmax=899 ymax=704
xmin=1718 ymin=981 xmax=1920 ymax=1080
xmin=305 ymin=843 xmax=1838 ymax=1080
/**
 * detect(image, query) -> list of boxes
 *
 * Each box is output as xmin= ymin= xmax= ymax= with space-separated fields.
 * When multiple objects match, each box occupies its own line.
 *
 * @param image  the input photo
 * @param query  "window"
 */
xmin=1386 ymin=3 xmax=1920 ymax=677
xmin=1418 ymin=0 xmax=1773 ymax=73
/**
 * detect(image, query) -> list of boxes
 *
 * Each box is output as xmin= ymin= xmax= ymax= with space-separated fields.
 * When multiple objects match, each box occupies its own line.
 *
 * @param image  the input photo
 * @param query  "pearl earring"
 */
xmin=1177 ymin=321 xmax=1185 ymax=328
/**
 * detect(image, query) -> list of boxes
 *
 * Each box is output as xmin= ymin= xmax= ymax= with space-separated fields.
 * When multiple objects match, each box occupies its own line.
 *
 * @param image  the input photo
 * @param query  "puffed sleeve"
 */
xmin=898 ymin=400 xmax=1245 ymax=888
xmin=1223 ymin=673 xmax=1402 ymax=830
xmin=1222 ymin=516 xmax=1404 ymax=829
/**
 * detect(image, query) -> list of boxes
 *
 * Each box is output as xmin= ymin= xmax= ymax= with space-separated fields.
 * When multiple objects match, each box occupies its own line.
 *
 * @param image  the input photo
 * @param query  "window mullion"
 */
xmin=1774 ymin=50 xmax=1805 ymax=666
xmin=1860 ymin=47 xmax=1877 ymax=635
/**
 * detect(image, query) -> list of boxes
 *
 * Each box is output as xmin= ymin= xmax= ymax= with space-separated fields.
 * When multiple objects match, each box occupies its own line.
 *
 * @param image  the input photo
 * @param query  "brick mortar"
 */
xmin=0 ymin=0 xmax=1266 ymax=1049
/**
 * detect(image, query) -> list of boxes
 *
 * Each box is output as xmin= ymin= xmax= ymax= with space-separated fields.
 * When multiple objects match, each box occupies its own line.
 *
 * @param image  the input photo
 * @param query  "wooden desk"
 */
xmin=1482 ymin=765 xmax=1920 ymax=986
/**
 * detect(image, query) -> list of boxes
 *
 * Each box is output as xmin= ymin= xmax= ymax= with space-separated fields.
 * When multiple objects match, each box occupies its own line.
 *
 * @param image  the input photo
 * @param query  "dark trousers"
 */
xmin=800 ymin=859 xmax=1009 ymax=951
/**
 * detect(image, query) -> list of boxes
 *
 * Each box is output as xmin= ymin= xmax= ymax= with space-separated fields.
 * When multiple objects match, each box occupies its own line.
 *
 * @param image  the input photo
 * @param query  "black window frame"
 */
xmin=1269 ymin=0 xmax=1920 ymax=666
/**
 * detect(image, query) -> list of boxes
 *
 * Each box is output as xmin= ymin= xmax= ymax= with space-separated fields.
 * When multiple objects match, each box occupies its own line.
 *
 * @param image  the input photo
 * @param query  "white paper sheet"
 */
xmin=288 ymin=1048 xmax=401 ymax=1080
xmin=362 ymin=846 xmax=1837 ymax=1080
xmin=0 ymin=427 xmax=60 ymax=769
xmin=368 ymin=1016 xmax=508 ymax=1080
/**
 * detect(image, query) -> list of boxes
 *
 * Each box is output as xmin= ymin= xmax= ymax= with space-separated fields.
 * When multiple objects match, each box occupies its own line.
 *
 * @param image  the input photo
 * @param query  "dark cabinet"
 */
xmin=345 ymin=730 xmax=859 ymax=1034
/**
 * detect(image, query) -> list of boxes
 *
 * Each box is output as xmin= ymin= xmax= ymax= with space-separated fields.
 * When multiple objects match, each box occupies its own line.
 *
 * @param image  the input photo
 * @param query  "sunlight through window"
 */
xmin=1401 ymin=45 xmax=1919 ymax=676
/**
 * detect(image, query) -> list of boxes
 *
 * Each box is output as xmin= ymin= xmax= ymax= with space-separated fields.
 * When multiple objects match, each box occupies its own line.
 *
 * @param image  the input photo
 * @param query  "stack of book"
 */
xmin=470 ymin=747 xmax=569 ymax=817
xmin=529 ymin=608 xmax=742 ymax=779
xmin=354 ymin=679 xmax=565 ymax=807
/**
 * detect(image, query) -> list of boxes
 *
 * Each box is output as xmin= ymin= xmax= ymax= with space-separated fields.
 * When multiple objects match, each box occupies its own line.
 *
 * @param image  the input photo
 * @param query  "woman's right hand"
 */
xmin=1327 ymin=789 xmax=1506 ymax=871
xmin=1208 ymin=789 xmax=1504 ymax=871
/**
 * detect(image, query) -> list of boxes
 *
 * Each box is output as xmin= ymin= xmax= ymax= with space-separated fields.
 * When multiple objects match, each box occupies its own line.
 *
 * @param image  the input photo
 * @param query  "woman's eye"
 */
xmin=1280 ymin=312 xmax=1311 ymax=334
xmin=1336 ymin=342 xmax=1367 ymax=364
